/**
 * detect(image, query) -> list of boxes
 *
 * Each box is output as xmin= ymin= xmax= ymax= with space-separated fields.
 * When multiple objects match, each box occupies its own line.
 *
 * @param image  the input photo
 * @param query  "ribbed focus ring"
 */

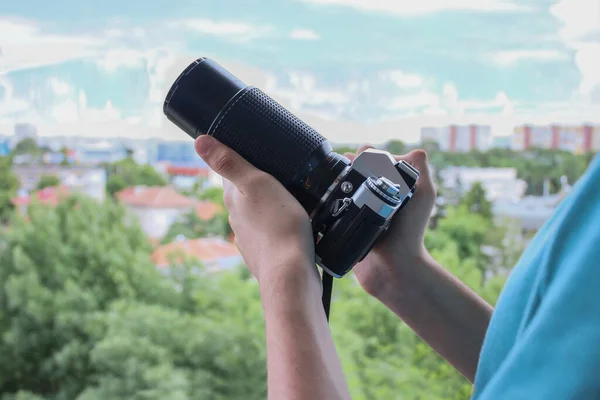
xmin=208 ymin=87 xmax=326 ymax=184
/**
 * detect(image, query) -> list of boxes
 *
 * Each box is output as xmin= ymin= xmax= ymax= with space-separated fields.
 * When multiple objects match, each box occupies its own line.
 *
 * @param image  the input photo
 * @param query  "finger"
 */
xmin=399 ymin=149 xmax=428 ymax=171
xmin=222 ymin=179 xmax=235 ymax=210
xmin=195 ymin=135 xmax=260 ymax=192
xmin=357 ymin=145 xmax=374 ymax=155
xmin=343 ymin=152 xmax=356 ymax=161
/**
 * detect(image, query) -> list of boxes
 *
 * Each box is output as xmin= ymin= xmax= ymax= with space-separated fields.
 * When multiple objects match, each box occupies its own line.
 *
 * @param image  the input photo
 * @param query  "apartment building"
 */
xmin=512 ymin=124 xmax=600 ymax=153
xmin=421 ymin=125 xmax=492 ymax=152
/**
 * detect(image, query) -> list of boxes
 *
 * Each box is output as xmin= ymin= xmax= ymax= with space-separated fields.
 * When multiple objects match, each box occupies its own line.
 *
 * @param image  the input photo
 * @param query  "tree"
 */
xmin=198 ymin=187 xmax=225 ymax=207
xmin=0 ymin=174 xmax=524 ymax=399
xmin=333 ymin=145 xmax=359 ymax=155
xmin=0 ymin=195 xmax=267 ymax=399
xmin=385 ymin=139 xmax=407 ymax=155
xmin=105 ymin=158 xmax=167 ymax=197
xmin=36 ymin=174 xmax=60 ymax=190
xmin=461 ymin=181 xmax=493 ymax=220
xmin=0 ymin=156 xmax=20 ymax=223
xmin=60 ymin=146 xmax=70 ymax=166
xmin=106 ymin=175 xmax=128 ymax=198
xmin=11 ymin=138 xmax=41 ymax=157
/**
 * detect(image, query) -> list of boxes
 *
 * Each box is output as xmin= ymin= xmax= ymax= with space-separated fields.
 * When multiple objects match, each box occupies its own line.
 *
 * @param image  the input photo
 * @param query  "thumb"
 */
xmin=195 ymin=135 xmax=257 ymax=190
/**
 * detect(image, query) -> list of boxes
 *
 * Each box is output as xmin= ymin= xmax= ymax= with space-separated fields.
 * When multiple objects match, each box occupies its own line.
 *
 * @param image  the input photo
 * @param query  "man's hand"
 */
xmin=195 ymin=135 xmax=352 ymax=400
xmin=343 ymin=146 xmax=437 ymax=298
xmin=195 ymin=135 xmax=320 ymax=292
xmin=344 ymin=145 xmax=492 ymax=383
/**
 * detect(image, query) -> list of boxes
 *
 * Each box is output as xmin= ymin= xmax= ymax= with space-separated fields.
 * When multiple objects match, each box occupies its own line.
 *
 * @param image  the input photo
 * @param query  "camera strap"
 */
xmin=321 ymin=272 xmax=333 ymax=321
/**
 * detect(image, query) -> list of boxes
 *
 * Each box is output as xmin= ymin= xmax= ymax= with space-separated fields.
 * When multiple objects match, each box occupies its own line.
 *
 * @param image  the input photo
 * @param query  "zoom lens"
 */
xmin=163 ymin=58 xmax=350 ymax=214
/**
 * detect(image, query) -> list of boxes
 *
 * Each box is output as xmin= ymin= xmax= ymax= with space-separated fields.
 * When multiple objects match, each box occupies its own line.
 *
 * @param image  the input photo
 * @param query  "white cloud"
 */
xmin=550 ymin=0 xmax=600 ymax=41
xmin=172 ymin=19 xmax=272 ymax=42
xmin=265 ymin=72 xmax=351 ymax=113
xmin=0 ymin=76 xmax=30 ymax=118
xmin=289 ymin=28 xmax=321 ymax=40
xmin=96 ymin=48 xmax=147 ymax=73
xmin=0 ymin=18 xmax=103 ymax=74
xmin=49 ymin=78 xmax=71 ymax=96
xmin=297 ymin=0 xmax=530 ymax=15
xmin=550 ymin=0 xmax=600 ymax=101
xmin=387 ymin=90 xmax=440 ymax=110
xmin=442 ymin=82 xmax=459 ymax=104
xmin=384 ymin=70 xmax=424 ymax=88
xmin=489 ymin=49 xmax=569 ymax=66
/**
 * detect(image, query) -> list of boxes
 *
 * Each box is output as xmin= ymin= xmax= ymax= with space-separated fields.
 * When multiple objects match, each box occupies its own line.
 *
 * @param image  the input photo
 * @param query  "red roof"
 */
xmin=195 ymin=201 xmax=222 ymax=220
xmin=152 ymin=237 xmax=241 ymax=268
xmin=166 ymin=166 xmax=210 ymax=177
xmin=116 ymin=186 xmax=197 ymax=208
xmin=116 ymin=186 xmax=223 ymax=217
xmin=12 ymin=185 xmax=70 ymax=206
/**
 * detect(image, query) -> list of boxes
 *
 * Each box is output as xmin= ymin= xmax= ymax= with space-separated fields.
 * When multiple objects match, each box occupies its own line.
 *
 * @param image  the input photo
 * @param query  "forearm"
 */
xmin=377 ymin=249 xmax=493 ymax=382
xmin=260 ymin=264 xmax=351 ymax=400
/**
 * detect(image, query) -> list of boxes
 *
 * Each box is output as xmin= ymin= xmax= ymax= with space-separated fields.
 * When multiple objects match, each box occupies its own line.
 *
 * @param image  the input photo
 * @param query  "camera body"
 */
xmin=309 ymin=149 xmax=418 ymax=277
xmin=163 ymin=58 xmax=419 ymax=278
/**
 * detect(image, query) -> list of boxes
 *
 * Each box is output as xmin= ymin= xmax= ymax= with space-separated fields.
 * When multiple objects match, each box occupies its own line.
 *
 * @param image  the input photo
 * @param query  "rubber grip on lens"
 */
xmin=208 ymin=87 xmax=327 ymax=185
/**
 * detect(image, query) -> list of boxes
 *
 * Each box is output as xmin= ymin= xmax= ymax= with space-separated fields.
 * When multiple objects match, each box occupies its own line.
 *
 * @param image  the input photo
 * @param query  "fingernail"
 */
xmin=196 ymin=135 xmax=215 ymax=156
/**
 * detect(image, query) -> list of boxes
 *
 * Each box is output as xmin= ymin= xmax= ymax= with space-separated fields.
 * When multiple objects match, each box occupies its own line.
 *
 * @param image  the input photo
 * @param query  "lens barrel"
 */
xmin=163 ymin=58 xmax=349 ymax=214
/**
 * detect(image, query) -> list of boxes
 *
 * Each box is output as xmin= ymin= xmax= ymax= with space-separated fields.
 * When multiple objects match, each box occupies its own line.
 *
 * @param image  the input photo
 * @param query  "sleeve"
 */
xmin=475 ymin=166 xmax=600 ymax=400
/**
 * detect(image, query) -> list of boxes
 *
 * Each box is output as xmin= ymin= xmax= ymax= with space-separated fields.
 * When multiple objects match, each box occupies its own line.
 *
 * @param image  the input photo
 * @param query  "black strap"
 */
xmin=321 ymin=271 xmax=333 ymax=321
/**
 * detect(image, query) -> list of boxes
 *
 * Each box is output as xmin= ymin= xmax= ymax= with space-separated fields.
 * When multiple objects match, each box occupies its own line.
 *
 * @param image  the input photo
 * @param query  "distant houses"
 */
xmin=152 ymin=237 xmax=243 ymax=275
xmin=115 ymin=186 xmax=222 ymax=240
xmin=12 ymin=185 xmax=71 ymax=214
xmin=12 ymin=165 xmax=107 ymax=202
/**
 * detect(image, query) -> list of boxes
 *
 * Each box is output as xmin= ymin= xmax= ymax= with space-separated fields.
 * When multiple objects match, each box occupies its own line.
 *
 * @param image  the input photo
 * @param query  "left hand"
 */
xmin=194 ymin=135 xmax=320 ymax=291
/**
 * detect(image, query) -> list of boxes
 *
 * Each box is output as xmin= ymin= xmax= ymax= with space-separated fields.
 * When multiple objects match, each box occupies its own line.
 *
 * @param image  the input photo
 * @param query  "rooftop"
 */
xmin=152 ymin=237 xmax=241 ymax=268
xmin=116 ymin=186 xmax=197 ymax=208
xmin=195 ymin=201 xmax=222 ymax=220
xmin=12 ymin=185 xmax=70 ymax=206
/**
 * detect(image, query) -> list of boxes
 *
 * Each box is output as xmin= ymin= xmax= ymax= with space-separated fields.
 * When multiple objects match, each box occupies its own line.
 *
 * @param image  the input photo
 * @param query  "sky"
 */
xmin=0 ymin=0 xmax=599 ymax=144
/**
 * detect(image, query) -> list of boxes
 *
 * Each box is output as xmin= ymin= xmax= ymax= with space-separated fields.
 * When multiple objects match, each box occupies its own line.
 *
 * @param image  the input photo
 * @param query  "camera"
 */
xmin=163 ymin=58 xmax=419 ymax=278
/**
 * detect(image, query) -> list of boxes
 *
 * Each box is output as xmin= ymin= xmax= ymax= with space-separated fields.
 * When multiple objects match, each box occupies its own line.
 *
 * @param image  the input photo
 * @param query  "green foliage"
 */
xmin=11 ymin=138 xmax=41 ymax=157
xmin=333 ymin=145 xmax=359 ymax=155
xmin=105 ymin=158 xmax=167 ymax=197
xmin=461 ymin=181 xmax=493 ymax=220
xmin=384 ymin=139 xmax=407 ymax=155
xmin=0 ymin=156 xmax=20 ymax=223
xmin=105 ymin=174 xmax=127 ymax=197
xmin=0 ymin=195 xmax=267 ymax=399
xmin=0 ymin=177 xmax=521 ymax=398
xmin=197 ymin=187 xmax=225 ymax=207
xmin=60 ymin=147 xmax=70 ymax=166
xmin=428 ymin=147 xmax=592 ymax=195
xmin=36 ymin=174 xmax=61 ymax=190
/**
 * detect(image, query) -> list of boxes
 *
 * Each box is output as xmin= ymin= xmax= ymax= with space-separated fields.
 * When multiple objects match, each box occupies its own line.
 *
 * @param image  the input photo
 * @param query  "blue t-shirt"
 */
xmin=471 ymin=153 xmax=600 ymax=399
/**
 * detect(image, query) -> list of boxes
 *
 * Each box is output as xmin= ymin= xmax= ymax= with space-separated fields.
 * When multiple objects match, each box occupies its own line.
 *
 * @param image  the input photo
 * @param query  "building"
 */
xmin=164 ymin=165 xmax=212 ymax=192
xmin=11 ymin=185 xmax=71 ymax=214
xmin=12 ymin=123 xmax=38 ymax=145
xmin=76 ymin=140 xmax=128 ymax=164
xmin=492 ymin=192 xmax=565 ymax=231
xmin=116 ymin=186 xmax=222 ymax=240
xmin=12 ymin=165 xmax=107 ymax=202
xmin=156 ymin=141 xmax=208 ymax=167
xmin=439 ymin=166 xmax=527 ymax=202
xmin=0 ymin=138 xmax=10 ymax=156
xmin=421 ymin=125 xmax=492 ymax=152
xmin=152 ymin=237 xmax=243 ymax=274
xmin=512 ymin=124 xmax=600 ymax=153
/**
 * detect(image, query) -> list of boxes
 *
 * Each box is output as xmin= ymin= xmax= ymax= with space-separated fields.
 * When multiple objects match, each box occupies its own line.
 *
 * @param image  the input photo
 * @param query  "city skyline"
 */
xmin=0 ymin=0 xmax=599 ymax=144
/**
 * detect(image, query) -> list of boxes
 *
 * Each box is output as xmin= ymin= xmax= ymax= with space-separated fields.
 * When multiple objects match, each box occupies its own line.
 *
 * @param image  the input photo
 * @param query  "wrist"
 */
xmin=371 ymin=245 xmax=432 ymax=301
xmin=258 ymin=252 xmax=322 ymax=310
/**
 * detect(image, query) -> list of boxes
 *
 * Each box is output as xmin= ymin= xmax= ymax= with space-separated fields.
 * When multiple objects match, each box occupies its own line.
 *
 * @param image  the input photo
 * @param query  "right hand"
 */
xmin=343 ymin=146 xmax=438 ymax=298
